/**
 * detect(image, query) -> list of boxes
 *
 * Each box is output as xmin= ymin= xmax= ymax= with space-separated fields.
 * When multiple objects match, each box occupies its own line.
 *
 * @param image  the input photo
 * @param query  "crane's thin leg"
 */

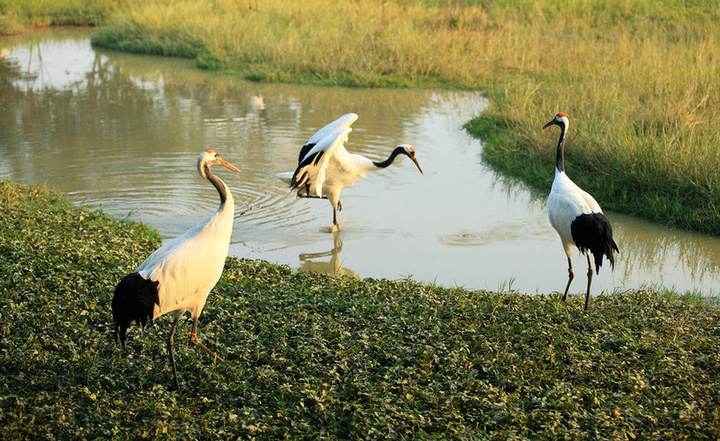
xmin=167 ymin=317 xmax=181 ymax=391
xmin=332 ymin=205 xmax=341 ymax=231
xmin=584 ymin=253 xmax=594 ymax=311
xmin=562 ymin=256 xmax=574 ymax=302
xmin=190 ymin=318 xmax=224 ymax=362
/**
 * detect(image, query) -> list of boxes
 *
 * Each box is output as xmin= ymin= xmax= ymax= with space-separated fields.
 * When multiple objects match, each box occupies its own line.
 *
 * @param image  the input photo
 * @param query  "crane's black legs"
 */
xmin=562 ymin=256 xmax=574 ymax=301
xmin=167 ymin=317 xmax=181 ymax=391
xmin=584 ymin=253 xmax=594 ymax=311
xmin=561 ymin=254 xmax=593 ymax=310
xmin=190 ymin=318 xmax=224 ymax=362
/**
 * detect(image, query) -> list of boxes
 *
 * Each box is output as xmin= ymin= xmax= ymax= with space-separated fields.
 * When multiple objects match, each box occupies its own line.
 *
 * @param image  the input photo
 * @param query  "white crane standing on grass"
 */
xmin=277 ymin=113 xmax=423 ymax=231
xmin=112 ymin=149 xmax=240 ymax=390
xmin=543 ymin=113 xmax=619 ymax=310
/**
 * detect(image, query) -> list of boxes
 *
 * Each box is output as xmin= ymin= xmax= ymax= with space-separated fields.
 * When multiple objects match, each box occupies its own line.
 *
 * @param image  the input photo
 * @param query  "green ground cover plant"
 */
xmin=2 ymin=181 xmax=719 ymax=438
xmin=3 ymin=2 xmax=720 ymax=437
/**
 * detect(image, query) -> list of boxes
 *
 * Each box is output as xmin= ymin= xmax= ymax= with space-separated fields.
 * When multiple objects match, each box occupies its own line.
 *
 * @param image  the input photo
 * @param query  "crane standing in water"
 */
xmin=278 ymin=113 xmax=423 ymax=231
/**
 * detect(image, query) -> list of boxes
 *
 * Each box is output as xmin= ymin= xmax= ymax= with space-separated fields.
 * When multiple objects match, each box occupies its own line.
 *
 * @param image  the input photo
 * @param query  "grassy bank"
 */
xmin=3 ymin=1 xmax=719 ymax=235
xmin=0 ymin=0 xmax=115 ymax=34
xmin=2 ymin=181 xmax=720 ymax=438
xmin=465 ymin=12 xmax=720 ymax=235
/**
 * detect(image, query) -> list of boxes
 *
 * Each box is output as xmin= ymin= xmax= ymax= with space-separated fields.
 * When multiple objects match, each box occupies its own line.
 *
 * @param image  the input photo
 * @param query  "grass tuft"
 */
xmin=0 ymin=0 xmax=116 ymax=33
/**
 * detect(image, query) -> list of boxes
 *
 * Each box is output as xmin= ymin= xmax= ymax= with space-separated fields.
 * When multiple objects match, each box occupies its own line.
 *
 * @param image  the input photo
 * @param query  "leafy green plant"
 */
xmin=1 ymin=180 xmax=719 ymax=439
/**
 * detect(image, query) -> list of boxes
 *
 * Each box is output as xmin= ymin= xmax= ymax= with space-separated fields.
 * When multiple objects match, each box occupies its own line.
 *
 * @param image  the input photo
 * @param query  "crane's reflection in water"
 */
xmin=298 ymin=232 xmax=359 ymax=280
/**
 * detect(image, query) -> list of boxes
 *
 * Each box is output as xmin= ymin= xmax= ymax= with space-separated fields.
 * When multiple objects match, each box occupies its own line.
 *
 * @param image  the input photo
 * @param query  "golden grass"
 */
xmin=471 ymin=12 xmax=720 ymax=232
xmin=0 ymin=0 xmax=113 ymax=33
xmin=5 ymin=0 xmax=720 ymax=232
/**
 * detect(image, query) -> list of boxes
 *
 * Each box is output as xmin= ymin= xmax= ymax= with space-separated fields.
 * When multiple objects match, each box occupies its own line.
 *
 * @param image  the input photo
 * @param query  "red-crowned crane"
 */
xmin=277 ymin=113 xmax=423 ymax=231
xmin=543 ymin=113 xmax=619 ymax=310
xmin=112 ymin=149 xmax=240 ymax=390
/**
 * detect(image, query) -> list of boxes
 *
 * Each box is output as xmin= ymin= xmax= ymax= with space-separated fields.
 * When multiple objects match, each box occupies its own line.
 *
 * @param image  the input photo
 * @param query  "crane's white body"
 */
xmin=136 ymin=192 xmax=233 ymax=321
xmin=299 ymin=127 xmax=378 ymax=208
xmin=542 ymin=113 xmax=618 ymax=310
xmin=547 ymin=168 xmax=604 ymax=258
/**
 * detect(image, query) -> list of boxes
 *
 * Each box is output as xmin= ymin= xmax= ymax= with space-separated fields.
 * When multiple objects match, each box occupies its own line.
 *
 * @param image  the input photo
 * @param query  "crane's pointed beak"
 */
xmin=411 ymin=156 xmax=423 ymax=174
xmin=542 ymin=119 xmax=556 ymax=130
xmin=219 ymin=157 xmax=241 ymax=173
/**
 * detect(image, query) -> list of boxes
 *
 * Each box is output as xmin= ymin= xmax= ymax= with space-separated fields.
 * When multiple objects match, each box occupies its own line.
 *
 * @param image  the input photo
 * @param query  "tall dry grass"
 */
xmin=470 ymin=14 xmax=720 ymax=233
xmin=5 ymin=0 xmax=720 ymax=232
xmin=0 ymin=0 xmax=114 ymax=34
xmin=92 ymin=0 xmax=500 ymax=87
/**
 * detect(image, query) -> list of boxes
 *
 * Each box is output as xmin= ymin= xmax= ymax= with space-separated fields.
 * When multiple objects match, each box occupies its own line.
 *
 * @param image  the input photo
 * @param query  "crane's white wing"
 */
xmin=314 ymin=128 xmax=352 ymax=196
xmin=289 ymin=127 xmax=353 ymax=197
xmin=299 ymin=113 xmax=358 ymax=164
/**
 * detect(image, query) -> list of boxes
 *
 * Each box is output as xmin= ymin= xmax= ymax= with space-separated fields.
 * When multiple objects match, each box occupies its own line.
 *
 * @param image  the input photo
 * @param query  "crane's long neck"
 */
xmin=373 ymin=147 xmax=405 ymax=169
xmin=202 ymin=165 xmax=233 ymax=207
xmin=555 ymin=126 xmax=567 ymax=173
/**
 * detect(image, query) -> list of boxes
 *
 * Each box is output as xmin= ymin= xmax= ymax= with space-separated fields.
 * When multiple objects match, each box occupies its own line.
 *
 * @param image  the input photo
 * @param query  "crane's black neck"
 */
xmin=555 ymin=126 xmax=567 ymax=173
xmin=373 ymin=147 xmax=406 ymax=169
xmin=203 ymin=164 xmax=230 ymax=205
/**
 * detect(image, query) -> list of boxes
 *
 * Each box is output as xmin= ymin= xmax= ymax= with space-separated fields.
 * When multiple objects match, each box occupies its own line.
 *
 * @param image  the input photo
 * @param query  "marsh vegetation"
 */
xmin=1 ymin=180 xmax=719 ymax=438
xmin=4 ymin=0 xmax=718 ymax=233
xmin=2 ymin=1 xmax=720 ymax=437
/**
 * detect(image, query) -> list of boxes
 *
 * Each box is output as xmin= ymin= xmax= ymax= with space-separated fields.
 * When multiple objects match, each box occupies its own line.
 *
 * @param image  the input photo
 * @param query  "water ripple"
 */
xmin=440 ymin=227 xmax=522 ymax=246
xmin=5 ymin=28 xmax=720 ymax=295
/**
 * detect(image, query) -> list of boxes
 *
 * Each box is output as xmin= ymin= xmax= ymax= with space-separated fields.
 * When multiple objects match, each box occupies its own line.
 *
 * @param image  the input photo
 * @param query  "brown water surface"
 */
xmin=2 ymin=28 xmax=719 ymax=296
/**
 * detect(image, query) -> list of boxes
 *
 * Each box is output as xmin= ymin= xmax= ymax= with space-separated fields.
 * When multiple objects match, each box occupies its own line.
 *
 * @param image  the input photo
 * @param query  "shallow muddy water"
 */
xmin=1 ymin=28 xmax=719 ymax=296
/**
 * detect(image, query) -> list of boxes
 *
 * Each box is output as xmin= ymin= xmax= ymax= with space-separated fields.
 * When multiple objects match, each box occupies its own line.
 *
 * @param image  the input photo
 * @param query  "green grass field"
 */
xmin=1 ymin=180 xmax=719 ymax=438
xmin=2 ymin=3 xmax=720 ymax=436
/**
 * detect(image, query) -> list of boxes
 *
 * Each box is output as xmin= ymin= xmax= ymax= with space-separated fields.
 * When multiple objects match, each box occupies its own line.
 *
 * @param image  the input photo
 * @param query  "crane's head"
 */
xmin=197 ymin=149 xmax=241 ymax=175
xmin=398 ymin=144 xmax=423 ymax=174
xmin=543 ymin=113 xmax=569 ymax=132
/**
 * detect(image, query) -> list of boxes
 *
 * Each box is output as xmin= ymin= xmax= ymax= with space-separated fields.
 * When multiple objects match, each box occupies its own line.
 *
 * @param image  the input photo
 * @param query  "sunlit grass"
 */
xmin=91 ymin=0 xmax=720 ymax=233
xmin=0 ymin=0 xmax=114 ymax=33
xmin=469 ymin=15 xmax=720 ymax=234
xmin=90 ymin=0 xmax=498 ymax=88
xmin=3 ymin=0 xmax=720 ymax=233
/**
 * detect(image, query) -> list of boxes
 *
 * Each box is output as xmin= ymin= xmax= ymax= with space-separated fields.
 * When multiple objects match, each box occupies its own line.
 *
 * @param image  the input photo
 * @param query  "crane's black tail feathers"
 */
xmin=112 ymin=273 xmax=160 ymax=348
xmin=571 ymin=212 xmax=619 ymax=274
